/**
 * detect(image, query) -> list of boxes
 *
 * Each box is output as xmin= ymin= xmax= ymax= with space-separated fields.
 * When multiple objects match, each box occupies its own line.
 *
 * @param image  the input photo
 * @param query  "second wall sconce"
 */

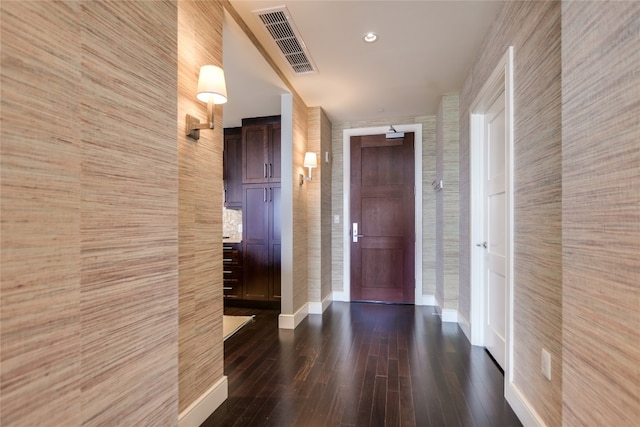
xmin=186 ymin=65 xmax=227 ymax=140
xmin=299 ymin=151 xmax=318 ymax=185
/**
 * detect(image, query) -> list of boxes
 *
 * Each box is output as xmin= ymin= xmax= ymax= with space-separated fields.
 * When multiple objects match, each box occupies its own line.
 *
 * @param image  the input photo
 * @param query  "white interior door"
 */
xmin=483 ymin=91 xmax=507 ymax=369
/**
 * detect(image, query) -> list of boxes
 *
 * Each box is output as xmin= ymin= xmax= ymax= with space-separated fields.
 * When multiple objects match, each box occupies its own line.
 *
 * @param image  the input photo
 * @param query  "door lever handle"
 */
xmin=352 ymin=223 xmax=364 ymax=243
xmin=476 ymin=242 xmax=487 ymax=248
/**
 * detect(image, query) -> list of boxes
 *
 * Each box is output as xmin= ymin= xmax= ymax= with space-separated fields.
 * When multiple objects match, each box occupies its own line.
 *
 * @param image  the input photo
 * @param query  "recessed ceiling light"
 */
xmin=363 ymin=32 xmax=378 ymax=43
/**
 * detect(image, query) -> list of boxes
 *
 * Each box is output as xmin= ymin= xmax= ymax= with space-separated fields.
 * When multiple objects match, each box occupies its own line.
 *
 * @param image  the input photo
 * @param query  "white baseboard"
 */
xmin=332 ymin=290 xmax=348 ymax=302
xmin=506 ymin=382 xmax=546 ymax=427
xmin=178 ymin=375 xmax=228 ymax=427
xmin=279 ymin=303 xmax=309 ymax=329
xmin=441 ymin=309 xmax=458 ymax=323
xmin=421 ymin=294 xmax=436 ymax=306
xmin=308 ymin=293 xmax=332 ymax=314
xmin=458 ymin=312 xmax=471 ymax=342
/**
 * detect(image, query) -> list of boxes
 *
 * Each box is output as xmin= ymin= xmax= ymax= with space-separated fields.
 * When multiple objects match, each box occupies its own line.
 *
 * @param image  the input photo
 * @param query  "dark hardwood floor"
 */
xmin=203 ymin=302 xmax=522 ymax=427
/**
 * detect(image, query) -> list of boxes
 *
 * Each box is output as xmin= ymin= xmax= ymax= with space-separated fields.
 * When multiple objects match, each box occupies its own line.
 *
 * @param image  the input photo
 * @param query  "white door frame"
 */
xmin=338 ymin=124 xmax=424 ymax=305
xmin=470 ymin=47 xmax=514 ymax=377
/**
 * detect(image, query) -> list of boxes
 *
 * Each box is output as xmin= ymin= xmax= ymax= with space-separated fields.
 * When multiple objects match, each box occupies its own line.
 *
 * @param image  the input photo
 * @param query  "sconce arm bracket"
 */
xmin=186 ymin=114 xmax=214 ymax=140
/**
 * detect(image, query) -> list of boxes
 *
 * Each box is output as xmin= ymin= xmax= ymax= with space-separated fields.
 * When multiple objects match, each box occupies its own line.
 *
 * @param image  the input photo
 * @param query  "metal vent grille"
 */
xmin=254 ymin=7 xmax=317 ymax=74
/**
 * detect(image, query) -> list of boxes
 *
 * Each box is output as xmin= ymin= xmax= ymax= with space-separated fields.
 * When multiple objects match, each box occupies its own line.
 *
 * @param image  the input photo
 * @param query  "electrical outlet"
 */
xmin=541 ymin=349 xmax=552 ymax=381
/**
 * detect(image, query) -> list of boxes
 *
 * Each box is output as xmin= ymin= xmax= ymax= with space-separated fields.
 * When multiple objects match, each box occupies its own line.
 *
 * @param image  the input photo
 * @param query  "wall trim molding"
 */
xmin=434 ymin=297 xmax=458 ymax=323
xmin=458 ymin=312 xmax=471 ymax=342
xmin=308 ymin=293 xmax=332 ymax=314
xmin=279 ymin=303 xmax=308 ymax=329
xmin=178 ymin=376 xmax=228 ymax=427
xmin=342 ymin=124 xmax=423 ymax=304
xmin=420 ymin=294 xmax=436 ymax=306
xmin=506 ymin=382 xmax=546 ymax=427
xmin=332 ymin=290 xmax=349 ymax=302
xmin=441 ymin=309 xmax=458 ymax=323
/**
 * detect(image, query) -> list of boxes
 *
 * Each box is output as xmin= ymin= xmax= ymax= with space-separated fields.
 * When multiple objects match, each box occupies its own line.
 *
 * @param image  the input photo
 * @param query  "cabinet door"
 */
xmin=269 ymin=185 xmax=281 ymax=300
xmin=223 ymin=128 xmax=242 ymax=209
xmin=268 ymin=123 xmax=281 ymax=182
xmin=242 ymin=125 xmax=268 ymax=184
xmin=242 ymin=185 xmax=269 ymax=300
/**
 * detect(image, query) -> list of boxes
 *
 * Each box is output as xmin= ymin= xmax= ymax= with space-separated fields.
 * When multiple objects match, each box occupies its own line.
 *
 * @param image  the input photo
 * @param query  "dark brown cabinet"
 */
xmin=242 ymin=116 xmax=281 ymax=184
xmin=223 ymin=116 xmax=281 ymax=307
xmin=223 ymin=127 xmax=242 ymax=209
xmin=223 ymin=242 xmax=242 ymax=299
xmin=242 ymin=184 xmax=280 ymax=301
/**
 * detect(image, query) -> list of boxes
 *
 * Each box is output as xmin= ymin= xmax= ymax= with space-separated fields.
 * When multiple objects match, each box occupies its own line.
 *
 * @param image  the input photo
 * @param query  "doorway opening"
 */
xmin=469 ymin=45 xmax=514 ymax=399
xmin=340 ymin=124 xmax=423 ymax=305
xmin=350 ymin=132 xmax=415 ymax=304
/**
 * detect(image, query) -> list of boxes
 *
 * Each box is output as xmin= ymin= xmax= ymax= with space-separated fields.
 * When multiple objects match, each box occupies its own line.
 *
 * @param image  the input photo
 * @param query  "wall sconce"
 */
xmin=299 ymin=152 xmax=318 ymax=185
xmin=186 ymin=65 xmax=227 ymax=140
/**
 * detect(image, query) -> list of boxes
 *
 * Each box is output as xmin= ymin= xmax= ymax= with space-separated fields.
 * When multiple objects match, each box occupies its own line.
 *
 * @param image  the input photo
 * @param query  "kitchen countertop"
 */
xmin=223 ymin=238 xmax=242 ymax=244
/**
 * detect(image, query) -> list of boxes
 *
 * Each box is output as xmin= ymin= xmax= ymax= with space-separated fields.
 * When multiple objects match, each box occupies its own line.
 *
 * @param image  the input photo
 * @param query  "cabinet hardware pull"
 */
xmin=223 ymin=287 xmax=232 ymax=290
xmin=223 ymin=246 xmax=233 ymax=250
xmin=269 ymin=163 xmax=273 ymax=178
xmin=263 ymin=187 xmax=267 ymax=202
xmin=264 ymin=163 xmax=267 ymax=178
xmin=270 ymin=187 xmax=273 ymax=202
xmin=223 ymin=258 xmax=232 ymax=262
xmin=223 ymin=270 xmax=232 ymax=274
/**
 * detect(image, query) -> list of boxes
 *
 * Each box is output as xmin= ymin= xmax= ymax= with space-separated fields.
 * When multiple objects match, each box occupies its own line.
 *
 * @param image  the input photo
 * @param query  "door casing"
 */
xmin=339 ymin=124 xmax=423 ymax=305
xmin=470 ymin=46 xmax=514 ymax=396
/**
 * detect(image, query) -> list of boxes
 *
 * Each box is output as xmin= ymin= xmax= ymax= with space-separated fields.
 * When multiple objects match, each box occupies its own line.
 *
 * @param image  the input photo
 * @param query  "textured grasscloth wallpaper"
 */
xmin=561 ymin=2 xmax=640 ymax=425
xmin=436 ymin=94 xmax=460 ymax=310
xmin=459 ymin=2 xmax=563 ymax=424
xmin=307 ymin=107 xmax=333 ymax=305
xmin=177 ymin=0 xmax=225 ymax=414
xmin=1 ymin=1 xmax=181 ymax=425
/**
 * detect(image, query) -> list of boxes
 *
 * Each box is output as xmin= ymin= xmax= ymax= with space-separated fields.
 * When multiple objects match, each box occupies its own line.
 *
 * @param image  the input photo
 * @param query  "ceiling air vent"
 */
xmin=253 ymin=6 xmax=317 ymax=75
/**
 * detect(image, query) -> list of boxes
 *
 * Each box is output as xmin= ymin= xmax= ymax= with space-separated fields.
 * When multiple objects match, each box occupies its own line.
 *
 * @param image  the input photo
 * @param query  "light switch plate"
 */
xmin=541 ymin=349 xmax=551 ymax=381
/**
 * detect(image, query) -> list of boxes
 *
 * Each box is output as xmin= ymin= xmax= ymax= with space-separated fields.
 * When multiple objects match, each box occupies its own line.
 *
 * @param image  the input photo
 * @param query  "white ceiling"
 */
xmin=222 ymin=1 xmax=504 ymax=128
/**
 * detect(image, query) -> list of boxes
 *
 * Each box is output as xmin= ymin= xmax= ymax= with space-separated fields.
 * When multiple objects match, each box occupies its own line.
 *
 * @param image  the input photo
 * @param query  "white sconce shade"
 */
xmin=301 ymin=152 xmax=318 ymax=185
xmin=304 ymin=152 xmax=317 ymax=168
xmin=186 ymin=65 xmax=228 ymax=140
xmin=196 ymin=65 xmax=227 ymax=104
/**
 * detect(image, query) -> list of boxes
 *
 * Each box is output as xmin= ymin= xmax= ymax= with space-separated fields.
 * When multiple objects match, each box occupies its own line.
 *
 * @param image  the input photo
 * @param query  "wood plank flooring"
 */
xmin=203 ymin=302 xmax=522 ymax=427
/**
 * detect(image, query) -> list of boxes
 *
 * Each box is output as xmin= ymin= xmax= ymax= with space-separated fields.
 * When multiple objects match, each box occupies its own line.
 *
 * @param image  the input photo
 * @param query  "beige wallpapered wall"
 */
xmin=292 ymin=95 xmax=310 ymax=314
xmin=177 ymin=0 xmax=225 ymax=414
xmin=1 ymin=1 xmax=180 ymax=424
xmin=307 ymin=107 xmax=325 ymax=304
xmin=459 ymin=1 xmax=563 ymax=424
xmin=435 ymin=94 xmax=460 ymax=311
xmin=561 ymin=2 xmax=640 ymax=425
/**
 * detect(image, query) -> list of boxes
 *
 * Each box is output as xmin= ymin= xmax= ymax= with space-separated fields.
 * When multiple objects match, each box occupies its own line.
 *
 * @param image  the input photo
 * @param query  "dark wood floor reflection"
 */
xmin=203 ymin=302 xmax=522 ymax=427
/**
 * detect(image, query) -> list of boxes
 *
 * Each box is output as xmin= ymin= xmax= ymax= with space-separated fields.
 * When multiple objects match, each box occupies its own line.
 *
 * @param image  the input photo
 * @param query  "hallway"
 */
xmin=204 ymin=303 xmax=521 ymax=426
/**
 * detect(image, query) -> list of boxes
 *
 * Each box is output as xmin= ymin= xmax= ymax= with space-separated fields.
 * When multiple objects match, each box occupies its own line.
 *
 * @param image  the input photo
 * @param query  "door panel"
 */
xmin=350 ymin=133 xmax=414 ymax=304
xmin=243 ymin=185 xmax=269 ymax=300
xmin=484 ymin=92 xmax=507 ymax=368
xmin=242 ymin=125 xmax=268 ymax=183
xmin=269 ymin=186 xmax=281 ymax=300
xmin=269 ymin=124 xmax=281 ymax=182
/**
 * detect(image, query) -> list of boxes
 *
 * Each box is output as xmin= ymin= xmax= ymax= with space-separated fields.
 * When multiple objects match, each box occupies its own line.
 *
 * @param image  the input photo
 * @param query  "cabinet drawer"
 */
xmin=223 ymin=243 xmax=242 ymax=265
xmin=223 ymin=282 xmax=241 ymax=299
xmin=223 ymin=266 xmax=243 ymax=281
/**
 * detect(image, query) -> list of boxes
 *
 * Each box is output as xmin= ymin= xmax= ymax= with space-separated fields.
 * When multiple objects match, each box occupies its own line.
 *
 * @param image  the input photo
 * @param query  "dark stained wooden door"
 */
xmin=350 ymin=133 xmax=415 ymax=303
